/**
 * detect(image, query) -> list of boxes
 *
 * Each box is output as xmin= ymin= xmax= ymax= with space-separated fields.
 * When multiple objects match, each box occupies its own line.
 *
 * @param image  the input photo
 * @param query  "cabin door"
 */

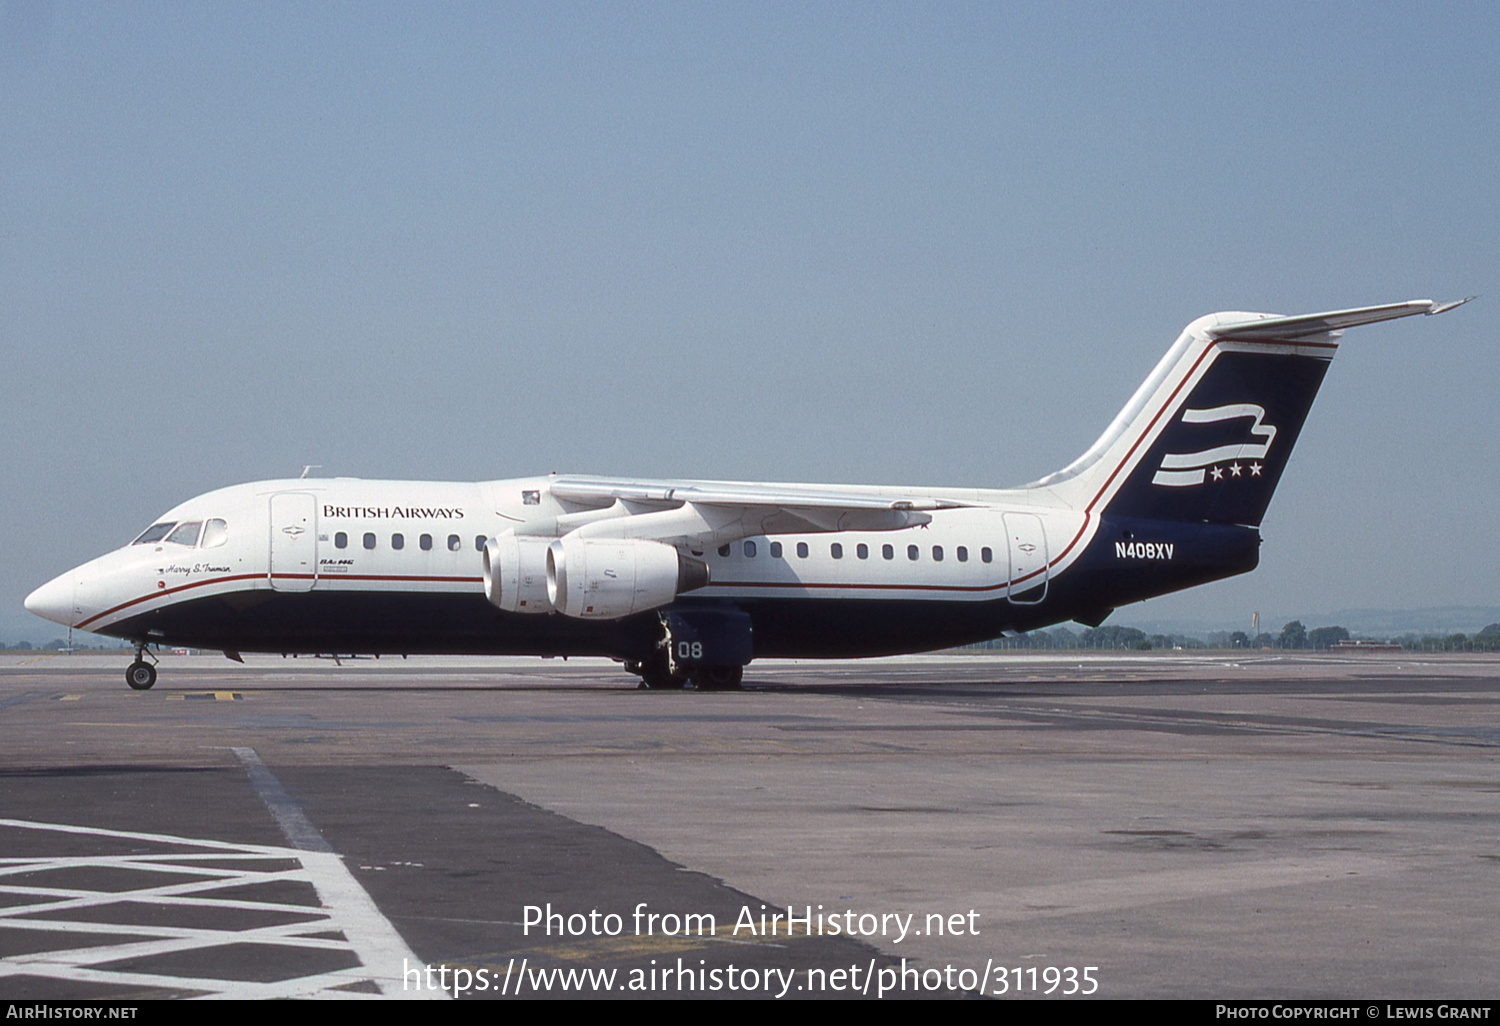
xmin=269 ymin=492 xmax=319 ymax=592
xmin=1003 ymin=512 xmax=1049 ymax=605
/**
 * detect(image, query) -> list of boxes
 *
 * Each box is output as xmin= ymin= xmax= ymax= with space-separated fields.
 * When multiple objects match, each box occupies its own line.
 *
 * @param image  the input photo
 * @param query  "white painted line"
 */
xmin=231 ymin=746 xmax=333 ymax=853
xmin=0 ymin=815 xmax=443 ymax=999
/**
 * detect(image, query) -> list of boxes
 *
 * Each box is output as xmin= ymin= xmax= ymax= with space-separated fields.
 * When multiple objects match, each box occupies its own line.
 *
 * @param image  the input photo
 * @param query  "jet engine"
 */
xmin=482 ymin=532 xmax=554 ymax=613
xmin=546 ymin=537 xmax=710 ymax=620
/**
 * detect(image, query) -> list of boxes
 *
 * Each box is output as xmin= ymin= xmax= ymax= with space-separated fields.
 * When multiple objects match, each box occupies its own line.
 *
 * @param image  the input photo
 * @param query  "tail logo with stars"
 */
xmin=1151 ymin=404 xmax=1277 ymax=488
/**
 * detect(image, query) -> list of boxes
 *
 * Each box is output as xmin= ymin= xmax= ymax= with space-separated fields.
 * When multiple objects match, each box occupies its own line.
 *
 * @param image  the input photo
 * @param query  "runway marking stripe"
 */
xmin=982 ymin=855 xmax=1390 ymax=922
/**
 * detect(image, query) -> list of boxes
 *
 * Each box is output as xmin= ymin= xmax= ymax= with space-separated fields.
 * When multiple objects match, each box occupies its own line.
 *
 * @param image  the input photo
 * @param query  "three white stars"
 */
xmin=1208 ymin=462 xmax=1264 ymax=481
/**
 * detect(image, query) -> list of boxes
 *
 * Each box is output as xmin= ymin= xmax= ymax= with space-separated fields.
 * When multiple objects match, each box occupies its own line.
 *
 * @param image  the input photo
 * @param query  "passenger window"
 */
xmin=448 ymin=535 xmax=461 ymax=552
xmin=796 ymin=542 xmax=809 ymax=558
xmin=718 ymin=544 xmax=730 ymax=557
xmin=908 ymin=544 xmax=919 ymax=561
xmin=421 ymin=534 xmax=433 ymax=551
xmin=476 ymin=535 xmax=486 ymax=552
xmin=132 ymin=522 xmax=176 ymax=545
xmin=364 ymin=532 xmax=377 ymax=550
xmin=770 ymin=541 xmax=783 ymax=558
xmin=392 ymin=533 xmax=404 ymax=550
xmin=166 ymin=521 xmax=202 ymax=547
xmin=882 ymin=544 xmax=894 ymax=560
xmin=830 ymin=543 xmax=842 ymax=559
xmin=335 ymin=532 xmax=348 ymax=549
xmin=201 ymin=519 xmax=229 ymax=548
xmin=957 ymin=546 xmax=968 ymax=562
xmin=857 ymin=543 xmax=868 ymax=560
xmin=744 ymin=540 xmax=757 ymax=557
xmin=932 ymin=545 xmax=943 ymax=562
xmin=981 ymin=547 xmax=993 ymax=563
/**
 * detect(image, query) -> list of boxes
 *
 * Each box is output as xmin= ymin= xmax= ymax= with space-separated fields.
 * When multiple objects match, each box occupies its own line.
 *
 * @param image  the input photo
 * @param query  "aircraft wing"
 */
xmin=1208 ymin=298 xmax=1473 ymax=341
xmin=546 ymin=475 xmax=980 ymax=546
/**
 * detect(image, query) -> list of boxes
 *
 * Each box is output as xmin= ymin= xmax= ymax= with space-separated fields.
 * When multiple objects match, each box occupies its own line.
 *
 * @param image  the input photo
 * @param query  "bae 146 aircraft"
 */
xmin=26 ymin=299 xmax=1469 ymax=691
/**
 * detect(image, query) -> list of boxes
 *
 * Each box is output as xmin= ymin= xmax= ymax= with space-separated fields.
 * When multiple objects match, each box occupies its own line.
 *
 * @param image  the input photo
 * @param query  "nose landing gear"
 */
xmin=126 ymin=642 xmax=157 ymax=690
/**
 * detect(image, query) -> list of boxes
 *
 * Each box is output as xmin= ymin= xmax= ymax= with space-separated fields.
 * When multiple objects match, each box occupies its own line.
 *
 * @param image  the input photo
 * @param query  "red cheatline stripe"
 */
xmin=78 ymin=572 xmax=485 ymax=629
xmin=78 ymin=573 xmax=264 ymax=629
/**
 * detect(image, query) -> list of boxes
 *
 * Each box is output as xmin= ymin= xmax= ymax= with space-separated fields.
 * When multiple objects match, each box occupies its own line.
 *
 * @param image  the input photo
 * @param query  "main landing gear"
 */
xmin=627 ymin=607 xmax=753 ymax=691
xmin=126 ymin=642 xmax=157 ymax=690
xmin=626 ymin=653 xmax=744 ymax=691
xmin=690 ymin=664 xmax=744 ymax=690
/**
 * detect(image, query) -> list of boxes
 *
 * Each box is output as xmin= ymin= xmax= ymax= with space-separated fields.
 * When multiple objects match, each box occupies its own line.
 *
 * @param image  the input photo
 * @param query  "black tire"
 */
xmin=126 ymin=661 xmax=157 ymax=691
xmin=640 ymin=668 xmax=688 ymax=689
xmin=691 ymin=665 xmax=744 ymax=691
xmin=635 ymin=653 xmax=687 ymax=690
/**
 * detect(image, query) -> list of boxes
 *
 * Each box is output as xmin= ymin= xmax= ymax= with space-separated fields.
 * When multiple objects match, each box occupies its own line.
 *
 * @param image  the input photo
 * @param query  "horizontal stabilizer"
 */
xmin=1208 ymin=298 xmax=1472 ymax=341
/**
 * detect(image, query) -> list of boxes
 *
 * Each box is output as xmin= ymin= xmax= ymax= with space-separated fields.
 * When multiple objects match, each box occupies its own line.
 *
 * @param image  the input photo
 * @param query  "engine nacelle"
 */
xmin=546 ymin=537 xmax=710 ymax=620
xmin=483 ymin=532 xmax=554 ymax=613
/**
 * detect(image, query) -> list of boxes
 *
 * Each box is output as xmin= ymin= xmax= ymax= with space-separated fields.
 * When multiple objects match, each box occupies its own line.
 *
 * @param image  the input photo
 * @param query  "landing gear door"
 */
xmin=269 ymin=492 xmax=318 ymax=592
xmin=1004 ymin=512 xmax=1048 ymax=605
xmin=663 ymin=608 xmax=754 ymax=675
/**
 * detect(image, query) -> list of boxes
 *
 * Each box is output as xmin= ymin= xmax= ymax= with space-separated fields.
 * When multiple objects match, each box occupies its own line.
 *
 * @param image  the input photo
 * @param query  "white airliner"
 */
xmin=26 ymin=299 xmax=1469 ymax=691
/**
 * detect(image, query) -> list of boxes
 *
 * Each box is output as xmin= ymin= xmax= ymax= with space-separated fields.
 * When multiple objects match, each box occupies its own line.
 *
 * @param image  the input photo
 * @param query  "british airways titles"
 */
xmin=322 ymin=505 xmax=465 ymax=520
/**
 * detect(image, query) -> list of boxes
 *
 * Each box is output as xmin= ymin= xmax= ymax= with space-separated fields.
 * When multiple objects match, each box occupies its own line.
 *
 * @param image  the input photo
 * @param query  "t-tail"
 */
xmin=1032 ymin=299 xmax=1471 ymax=526
xmin=1023 ymin=298 xmax=1471 ymax=619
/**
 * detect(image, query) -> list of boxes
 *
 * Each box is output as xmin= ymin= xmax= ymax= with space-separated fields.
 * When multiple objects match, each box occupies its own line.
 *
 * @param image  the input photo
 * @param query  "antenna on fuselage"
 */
xmin=300 ymin=465 xmax=321 ymax=479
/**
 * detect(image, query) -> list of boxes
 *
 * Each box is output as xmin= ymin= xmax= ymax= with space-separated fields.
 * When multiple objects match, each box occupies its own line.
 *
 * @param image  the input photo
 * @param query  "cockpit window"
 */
xmin=132 ymin=522 xmax=176 ymax=545
xmin=165 ymin=521 xmax=203 ymax=547
xmin=201 ymin=519 xmax=229 ymax=548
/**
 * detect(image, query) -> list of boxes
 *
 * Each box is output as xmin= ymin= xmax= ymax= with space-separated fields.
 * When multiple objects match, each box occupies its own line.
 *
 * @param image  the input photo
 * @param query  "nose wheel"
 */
xmin=126 ymin=643 xmax=158 ymax=690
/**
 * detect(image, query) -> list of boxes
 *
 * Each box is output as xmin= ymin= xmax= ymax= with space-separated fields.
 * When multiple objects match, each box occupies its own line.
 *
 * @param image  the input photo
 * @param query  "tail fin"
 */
xmin=1030 ymin=299 xmax=1470 ymax=527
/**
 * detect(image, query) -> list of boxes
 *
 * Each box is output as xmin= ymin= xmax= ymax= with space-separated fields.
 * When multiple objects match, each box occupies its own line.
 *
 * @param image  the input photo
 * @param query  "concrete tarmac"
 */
xmin=1 ymin=650 xmax=1498 ymax=1000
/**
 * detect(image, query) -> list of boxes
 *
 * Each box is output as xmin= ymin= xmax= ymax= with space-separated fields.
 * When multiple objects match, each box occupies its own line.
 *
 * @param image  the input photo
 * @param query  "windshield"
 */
xmin=131 ymin=518 xmax=228 ymax=547
xmin=201 ymin=519 xmax=228 ymax=548
xmin=132 ymin=522 xmax=176 ymax=545
xmin=165 ymin=521 xmax=203 ymax=546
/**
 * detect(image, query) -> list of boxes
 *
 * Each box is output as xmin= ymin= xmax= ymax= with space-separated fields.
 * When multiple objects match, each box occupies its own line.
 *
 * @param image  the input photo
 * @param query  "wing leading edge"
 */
xmin=545 ymin=475 xmax=980 ymax=546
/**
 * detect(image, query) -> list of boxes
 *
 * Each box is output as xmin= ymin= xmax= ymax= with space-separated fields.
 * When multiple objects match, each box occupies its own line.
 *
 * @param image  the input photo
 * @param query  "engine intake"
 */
xmin=546 ymin=537 xmax=710 ymax=619
xmin=482 ymin=532 xmax=554 ymax=613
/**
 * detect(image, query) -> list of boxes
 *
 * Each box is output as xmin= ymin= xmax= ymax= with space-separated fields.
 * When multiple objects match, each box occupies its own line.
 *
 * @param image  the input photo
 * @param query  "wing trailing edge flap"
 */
xmin=547 ymin=476 xmax=974 ymax=547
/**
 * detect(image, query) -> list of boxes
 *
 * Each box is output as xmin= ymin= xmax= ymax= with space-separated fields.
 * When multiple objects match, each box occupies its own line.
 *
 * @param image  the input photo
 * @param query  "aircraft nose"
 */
xmin=24 ymin=573 xmax=77 ymax=627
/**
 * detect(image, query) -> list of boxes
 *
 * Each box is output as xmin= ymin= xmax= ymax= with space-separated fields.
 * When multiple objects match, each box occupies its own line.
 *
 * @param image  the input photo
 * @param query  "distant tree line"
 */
xmin=2 ymin=639 xmax=121 ymax=651
xmin=972 ymin=621 xmax=1500 ymax=652
xmin=1392 ymin=624 xmax=1500 ymax=652
xmin=973 ymin=626 xmax=1212 ymax=651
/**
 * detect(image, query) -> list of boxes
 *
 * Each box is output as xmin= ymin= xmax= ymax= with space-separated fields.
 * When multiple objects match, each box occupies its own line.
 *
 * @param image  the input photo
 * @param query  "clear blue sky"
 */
xmin=3 ymin=1 xmax=1496 ymax=641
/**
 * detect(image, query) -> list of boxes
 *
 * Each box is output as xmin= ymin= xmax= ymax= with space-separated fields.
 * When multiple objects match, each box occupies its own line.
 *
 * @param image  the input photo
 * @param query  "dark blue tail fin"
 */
xmin=1030 ymin=300 xmax=1469 ymax=527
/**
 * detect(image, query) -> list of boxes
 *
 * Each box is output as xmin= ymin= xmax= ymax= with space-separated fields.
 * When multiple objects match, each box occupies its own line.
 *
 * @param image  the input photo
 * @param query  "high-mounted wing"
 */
xmin=546 ymin=475 xmax=979 ymax=547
